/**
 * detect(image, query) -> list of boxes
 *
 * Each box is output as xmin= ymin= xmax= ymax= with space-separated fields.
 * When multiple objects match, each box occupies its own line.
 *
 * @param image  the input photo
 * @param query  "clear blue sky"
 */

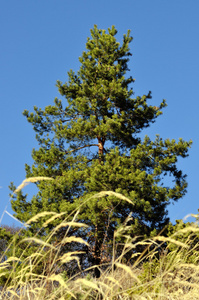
xmin=0 ymin=0 xmax=198 ymax=227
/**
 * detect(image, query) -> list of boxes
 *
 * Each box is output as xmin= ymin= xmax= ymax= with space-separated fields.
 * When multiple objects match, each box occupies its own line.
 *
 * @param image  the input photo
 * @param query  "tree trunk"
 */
xmin=92 ymin=136 xmax=106 ymax=278
xmin=93 ymin=223 xmax=104 ymax=278
xmin=98 ymin=136 xmax=105 ymax=162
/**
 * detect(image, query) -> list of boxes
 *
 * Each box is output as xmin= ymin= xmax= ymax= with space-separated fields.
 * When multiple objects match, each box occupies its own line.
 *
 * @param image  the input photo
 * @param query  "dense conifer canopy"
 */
xmin=10 ymin=25 xmax=191 ymax=276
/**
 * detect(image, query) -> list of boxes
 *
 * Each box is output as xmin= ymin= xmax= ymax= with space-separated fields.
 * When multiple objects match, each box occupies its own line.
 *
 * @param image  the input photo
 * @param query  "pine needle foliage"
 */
xmin=9 ymin=25 xmax=191 ymax=277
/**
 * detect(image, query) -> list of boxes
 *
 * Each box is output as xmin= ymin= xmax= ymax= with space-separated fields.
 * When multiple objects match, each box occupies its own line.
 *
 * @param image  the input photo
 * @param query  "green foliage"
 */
xmin=0 ymin=225 xmax=24 ymax=286
xmin=166 ymin=219 xmax=199 ymax=264
xmin=10 ymin=25 xmax=192 ymax=276
xmin=137 ymin=218 xmax=199 ymax=296
xmin=0 ymin=226 xmax=12 ymax=260
xmin=0 ymin=225 xmax=22 ymax=262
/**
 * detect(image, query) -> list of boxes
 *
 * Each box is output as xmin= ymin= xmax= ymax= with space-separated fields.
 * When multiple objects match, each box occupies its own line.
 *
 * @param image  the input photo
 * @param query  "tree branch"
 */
xmin=65 ymin=144 xmax=99 ymax=154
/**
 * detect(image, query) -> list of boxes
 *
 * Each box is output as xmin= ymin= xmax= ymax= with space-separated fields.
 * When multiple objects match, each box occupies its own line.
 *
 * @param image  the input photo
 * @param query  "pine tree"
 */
xmin=10 ymin=25 xmax=192 ymax=277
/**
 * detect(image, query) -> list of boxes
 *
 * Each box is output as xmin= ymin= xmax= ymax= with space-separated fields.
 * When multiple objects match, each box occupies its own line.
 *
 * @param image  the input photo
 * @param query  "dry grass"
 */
xmin=1 ymin=178 xmax=199 ymax=299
